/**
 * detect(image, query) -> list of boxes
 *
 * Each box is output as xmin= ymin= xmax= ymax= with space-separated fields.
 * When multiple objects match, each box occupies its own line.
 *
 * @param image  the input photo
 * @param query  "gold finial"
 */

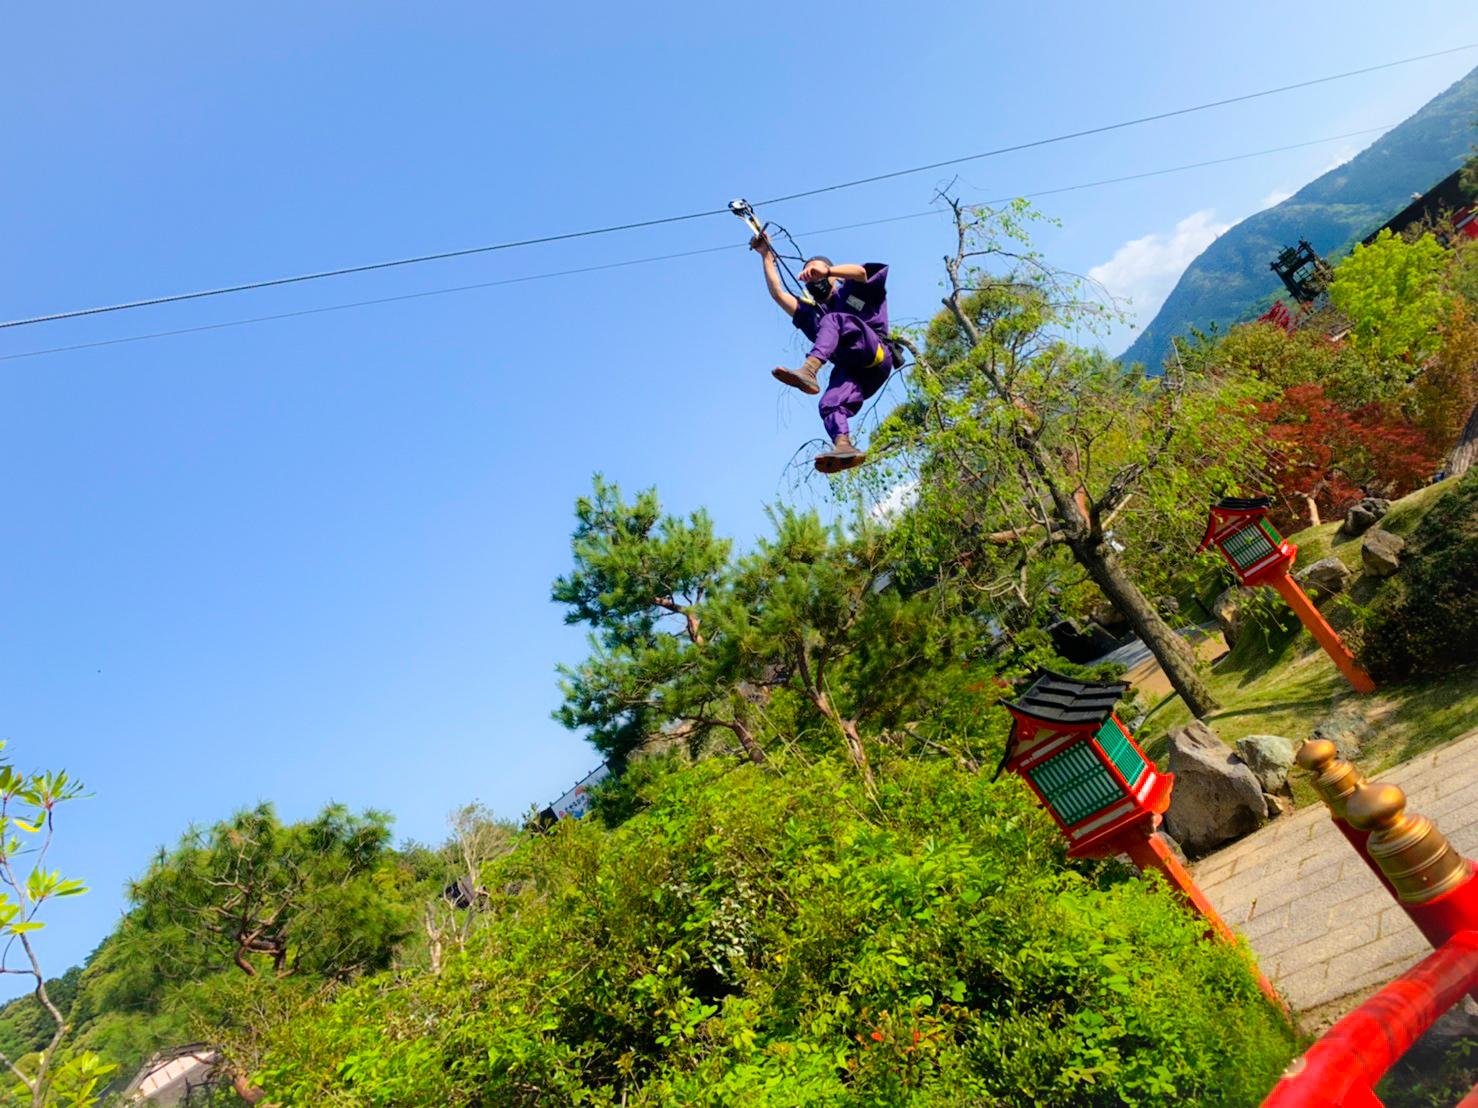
xmin=1345 ymin=783 xmax=1471 ymax=903
xmin=1295 ymin=739 xmax=1366 ymax=820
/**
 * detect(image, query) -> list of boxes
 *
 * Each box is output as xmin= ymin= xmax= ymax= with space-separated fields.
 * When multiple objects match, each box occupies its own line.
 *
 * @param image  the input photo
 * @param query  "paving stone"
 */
xmin=1243 ymin=859 xmax=1348 ymax=920
xmin=1275 ymin=961 xmax=1331 ymax=1009
xmin=1433 ymin=741 xmax=1478 ymax=768
xmin=1426 ymin=777 xmax=1478 ymax=819
xmin=1375 ymin=906 xmax=1406 ymax=939
xmin=1273 ymin=914 xmax=1381 ymax=977
xmin=1333 ymin=929 xmax=1428 ymax=985
xmin=1295 ymin=852 xmax=1342 ymax=881
xmin=1257 ymin=908 xmax=1337 ymax=960
xmin=1294 ymin=956 xmax=1419 ymax=1010
xmin=1239 ymin=900 xmax=1292 ymax=942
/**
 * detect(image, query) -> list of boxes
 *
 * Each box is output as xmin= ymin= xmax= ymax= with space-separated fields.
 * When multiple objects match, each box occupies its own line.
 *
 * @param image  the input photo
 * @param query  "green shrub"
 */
xmin=245 ymin=756 xmax=1293 ymax=1106
xmin=1359 ymin=470 xmax=1478 ymax=681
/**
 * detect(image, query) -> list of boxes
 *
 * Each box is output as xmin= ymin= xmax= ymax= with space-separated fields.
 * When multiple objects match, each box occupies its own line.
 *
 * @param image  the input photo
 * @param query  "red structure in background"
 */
xmin=1197 ymin=496 xmax=1376 ymax=693
xmin=1263 ymin=747 xmax=1478 ymax=1106
xmin=1258 ymin=300 xmax=1298 ymax=332
xmin=997 ymin=672 xmax=1282 ymax=1005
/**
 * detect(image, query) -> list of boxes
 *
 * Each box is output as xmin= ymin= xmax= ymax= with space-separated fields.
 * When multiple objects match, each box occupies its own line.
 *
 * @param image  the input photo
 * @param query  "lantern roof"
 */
xmin=1004 ymin=669 xmax=1127 ymax=730
xmin=1197 ymin=495 xmax=1273 ymax=552
xmin=1211 ymin=495 xmax=1271 ymax=513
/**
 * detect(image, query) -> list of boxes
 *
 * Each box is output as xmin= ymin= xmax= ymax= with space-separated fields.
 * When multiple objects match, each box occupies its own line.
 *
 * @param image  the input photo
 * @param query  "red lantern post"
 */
xmin=998 ymin=674 xmax=1239 ymax=938
xmin=998 ymin=671 xmax=1283 ymax=1005
xmin=1197 ymin=496 xmax=1375 ymax=693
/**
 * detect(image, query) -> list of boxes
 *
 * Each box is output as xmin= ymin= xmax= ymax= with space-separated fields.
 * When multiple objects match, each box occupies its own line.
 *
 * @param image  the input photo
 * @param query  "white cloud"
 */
xmin=1316 ymin=145 xmax=1360 ymax=175
xmin=1088 ymin=209 xmax=1231 ymax=321
xmin=1261 ymin=188 xmax=1294 ymax=208
xmin=869 ymin=480 xmax=918 ymax=523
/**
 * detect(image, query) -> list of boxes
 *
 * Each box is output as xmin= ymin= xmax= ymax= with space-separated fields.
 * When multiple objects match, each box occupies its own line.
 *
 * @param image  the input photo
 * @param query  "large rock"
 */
xmin=1361 ymin=529 xmax=1405 ymax=577
xmin=1211 ymin=586 xmax=1255 ymax=647
xmin=1234 ymin=734 xmax=1297 ymax=793
xmin=1164 ymin=720 xmax=1268 ymax=856
xmin=1294 ymin=556 xmax=1354 ymax=602
xmin=1358 ymin=496 xmax=1392 ymax=521
xmin=1311 ymin=704 xmax=1371 ymax=761
xmin=1341 ymin=497 xmax=1391 ymax=537
xmin=1343 ymin=504 xmax=1379 ymax=536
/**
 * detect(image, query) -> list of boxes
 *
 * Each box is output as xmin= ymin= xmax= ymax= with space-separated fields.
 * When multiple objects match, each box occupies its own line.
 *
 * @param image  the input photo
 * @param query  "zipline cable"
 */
xmin=752 ymin=42 xmax=1476 ymax=206
xmin=0 ymin=41 xmax=1470 ymax=332
xmin=0 ymin=125 xmax=1396 ymax=363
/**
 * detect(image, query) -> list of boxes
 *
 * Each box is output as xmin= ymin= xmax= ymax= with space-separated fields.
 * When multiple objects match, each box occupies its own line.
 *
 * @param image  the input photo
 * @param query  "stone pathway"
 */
xmin=1190 ymin=729 xmax=1478 ymax=1015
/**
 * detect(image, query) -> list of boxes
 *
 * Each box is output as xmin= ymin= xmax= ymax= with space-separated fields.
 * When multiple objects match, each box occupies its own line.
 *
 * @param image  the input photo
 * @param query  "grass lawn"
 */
xmin=1137 ymin=478 xmax=1478 ymax=805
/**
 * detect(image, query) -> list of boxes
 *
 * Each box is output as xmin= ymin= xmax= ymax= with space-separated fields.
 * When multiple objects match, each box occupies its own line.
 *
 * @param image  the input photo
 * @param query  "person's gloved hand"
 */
xmin=798 ymin=258 xmax=831 ymax=283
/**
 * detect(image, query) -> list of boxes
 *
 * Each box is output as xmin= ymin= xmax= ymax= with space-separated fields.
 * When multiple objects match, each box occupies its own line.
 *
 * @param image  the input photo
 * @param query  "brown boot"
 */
xmin=814 ymin=434 xmax=865 ymax=474
xmin=773 ymin=357 xmax=822 ymax=395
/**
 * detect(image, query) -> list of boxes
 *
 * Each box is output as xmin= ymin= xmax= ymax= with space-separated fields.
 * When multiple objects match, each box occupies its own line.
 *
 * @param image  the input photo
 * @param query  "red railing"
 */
xmin=1261 ymin=930 xmax=1478 ymax=1107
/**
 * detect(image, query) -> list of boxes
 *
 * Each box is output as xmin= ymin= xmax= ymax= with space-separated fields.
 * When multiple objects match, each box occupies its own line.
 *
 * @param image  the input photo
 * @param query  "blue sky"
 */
xmin=3 ymin=2 xmax=1476 ymax=989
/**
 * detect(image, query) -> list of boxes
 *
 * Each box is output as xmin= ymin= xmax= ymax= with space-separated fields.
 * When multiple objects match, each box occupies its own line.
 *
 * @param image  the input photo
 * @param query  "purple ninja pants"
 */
xmin=808 ymin=312 xmax=894 ymax=440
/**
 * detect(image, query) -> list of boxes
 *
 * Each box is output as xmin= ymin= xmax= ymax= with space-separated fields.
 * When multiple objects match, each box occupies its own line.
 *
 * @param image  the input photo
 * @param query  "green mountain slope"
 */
xmin=1120 ymin=65 xmax=1478 ymax=370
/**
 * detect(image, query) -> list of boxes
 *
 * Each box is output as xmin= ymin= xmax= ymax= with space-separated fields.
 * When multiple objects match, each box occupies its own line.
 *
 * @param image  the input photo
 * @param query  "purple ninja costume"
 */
xmin=790 ymin=263 xmax=893 ymax=439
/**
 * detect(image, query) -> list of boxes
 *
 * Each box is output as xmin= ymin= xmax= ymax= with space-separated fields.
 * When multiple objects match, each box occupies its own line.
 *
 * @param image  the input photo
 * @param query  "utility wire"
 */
xmin=1 ymin=42 xmax=1470 ymax=333
xmin=0 ymin=126 xmax=1397 ymax=363
xmin=753 ymin=43 xmax=1474 ymax=206
xmin=0 ymin=205 xmax=730 ymax=332
xmin=978 ymin=124 xmax=1390 ymax=205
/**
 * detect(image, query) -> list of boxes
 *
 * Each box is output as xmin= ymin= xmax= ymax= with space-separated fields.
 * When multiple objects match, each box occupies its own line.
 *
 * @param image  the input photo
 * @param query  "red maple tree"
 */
xmin=1256 ymin=384 xmax=1441 ymax=528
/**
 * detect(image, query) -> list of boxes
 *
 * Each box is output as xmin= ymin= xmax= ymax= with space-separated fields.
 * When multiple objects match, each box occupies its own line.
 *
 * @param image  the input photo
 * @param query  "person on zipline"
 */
xmin=751 ymin=231 xmax=894 ymax=473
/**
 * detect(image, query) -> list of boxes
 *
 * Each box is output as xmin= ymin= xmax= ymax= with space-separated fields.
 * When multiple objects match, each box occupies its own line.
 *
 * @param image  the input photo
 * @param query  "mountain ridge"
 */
xmin=1120 ymin=65 xmax=1478 ymax=369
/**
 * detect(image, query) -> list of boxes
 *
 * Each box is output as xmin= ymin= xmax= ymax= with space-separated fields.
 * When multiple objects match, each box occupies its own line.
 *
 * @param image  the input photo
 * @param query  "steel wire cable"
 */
xmin=1 ymin=41 xmax=1470 ymax=333
xmin=0 ymin=125 xmax=1398 ymax=363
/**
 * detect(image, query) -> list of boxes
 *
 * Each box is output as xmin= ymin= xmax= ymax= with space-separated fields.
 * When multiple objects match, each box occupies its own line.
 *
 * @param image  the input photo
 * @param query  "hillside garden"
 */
xmin=2 ymin=194 xmax=1476 ymax=1106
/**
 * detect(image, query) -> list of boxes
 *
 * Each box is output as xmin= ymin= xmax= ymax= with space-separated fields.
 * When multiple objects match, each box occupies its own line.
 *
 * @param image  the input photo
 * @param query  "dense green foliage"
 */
xmin=28 ymin=804 xmax=442 ymax=1096
xmin=1359 ymin=468 xmax=1478 ymax=680
xmin=1121 ymin=65 xmax=1478 ymax=370
xmin=1174 ymin=210 xmax=1478 ymax=533
xmin=1329 ymin=230 xmax=1452 ymax=371
xmin=0 ymin=971 xmax=79 ymax=1069
xmin=245 ymin=758 xmax=1293 ymax=1106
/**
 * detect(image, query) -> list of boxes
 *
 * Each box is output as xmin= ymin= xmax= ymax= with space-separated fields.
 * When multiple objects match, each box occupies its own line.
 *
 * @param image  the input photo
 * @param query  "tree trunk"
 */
xmin=838 ymin=718 xmax=876 ymax=792
xmin=1073 ymin=542 xmax=1219 ymax=717
xmin=1304 ymin=496 xmax=1321 ymax=527
xmin=727 ymin=720 xmax=766 ymax=766
xmin=234 ymin=1073 xmax=266 ymax=1104
xmin=1446 ymin=396 xmax=1478 ymax=478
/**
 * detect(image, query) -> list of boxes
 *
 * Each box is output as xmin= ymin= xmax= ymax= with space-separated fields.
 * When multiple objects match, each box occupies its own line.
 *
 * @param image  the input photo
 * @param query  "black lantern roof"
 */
xmin=1004 ymin=670 xmax=1127 ymax=728
xmin=1212 ymin=496 xmax=1271 ymax=512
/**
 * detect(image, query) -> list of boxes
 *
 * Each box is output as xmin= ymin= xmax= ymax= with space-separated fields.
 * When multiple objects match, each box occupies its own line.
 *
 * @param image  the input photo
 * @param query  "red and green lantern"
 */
xmin=999 ymin=671 xmax=1170 ymax=856
xmin=1197 ymin=496 xmax=1374 ymax=693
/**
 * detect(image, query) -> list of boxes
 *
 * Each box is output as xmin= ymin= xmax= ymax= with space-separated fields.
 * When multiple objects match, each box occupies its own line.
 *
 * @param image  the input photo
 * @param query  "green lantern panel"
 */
xmin=1027 ymin=744 xmax=1122 ymax=825
xmin=1095 ymin=716 xmax=1147 ymax=790
xmin=1220 ymin=524 xmax=1278 ymax=572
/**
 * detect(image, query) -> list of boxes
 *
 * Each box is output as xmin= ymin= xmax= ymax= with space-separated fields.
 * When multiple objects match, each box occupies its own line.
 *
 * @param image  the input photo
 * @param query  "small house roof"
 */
xmin=1004 ymin=669 xmax=1126 ymax=729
